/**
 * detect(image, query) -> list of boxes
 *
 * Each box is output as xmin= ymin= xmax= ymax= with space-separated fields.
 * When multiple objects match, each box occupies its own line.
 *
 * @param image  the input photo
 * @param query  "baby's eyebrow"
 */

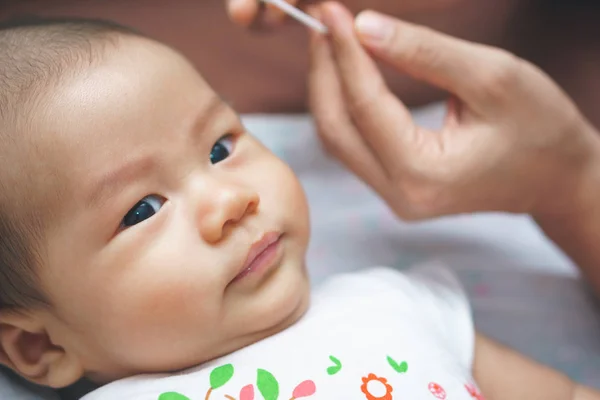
xmin=86 ymin=155 xmax=157 ymax=209
xmin=85 ymin=95 xmax=227 ymax=209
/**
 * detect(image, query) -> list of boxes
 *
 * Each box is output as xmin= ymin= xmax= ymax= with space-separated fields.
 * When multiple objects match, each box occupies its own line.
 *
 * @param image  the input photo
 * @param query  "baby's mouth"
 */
xmin=232 ymin=231 xmax=283 ymax=283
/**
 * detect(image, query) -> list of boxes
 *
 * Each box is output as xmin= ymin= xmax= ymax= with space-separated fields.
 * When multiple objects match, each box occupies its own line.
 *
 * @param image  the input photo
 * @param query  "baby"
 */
xmin=0 ymin=17 xmax=598 ymax=400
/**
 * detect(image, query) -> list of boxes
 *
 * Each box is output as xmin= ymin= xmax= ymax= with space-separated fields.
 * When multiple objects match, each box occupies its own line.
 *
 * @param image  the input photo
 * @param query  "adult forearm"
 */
xmin=535 ymin=123 xmax=600 ymax=295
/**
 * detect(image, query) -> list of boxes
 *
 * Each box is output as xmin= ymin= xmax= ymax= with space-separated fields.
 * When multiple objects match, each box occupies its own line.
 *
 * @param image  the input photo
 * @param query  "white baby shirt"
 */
xmin=82 ymin=263 xmax=483 ymax=400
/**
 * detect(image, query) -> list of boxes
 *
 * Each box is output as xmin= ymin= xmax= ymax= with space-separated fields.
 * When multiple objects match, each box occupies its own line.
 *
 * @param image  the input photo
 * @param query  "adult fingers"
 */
xmin=226 ymin=0 xmax=260 ymax=27
xmin=353 ymin=10 xmax=525 ymax=115
xmin=319 ymin=2 xmax=420 ymax=172
xmin=227 ymin=0 xmax=295 ymax=29
xmin=227 ymin=0 xmax=324 ymax=29
xmin=307 ymin=28 xmax=388 ymax=191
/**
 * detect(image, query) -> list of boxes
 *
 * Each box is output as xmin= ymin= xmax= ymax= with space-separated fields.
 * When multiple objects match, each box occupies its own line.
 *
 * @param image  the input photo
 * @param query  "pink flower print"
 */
xmin=428 ymin=382 xmax=447 ymax=399
xmin=465 ymin=383 xmax=485 ymax=400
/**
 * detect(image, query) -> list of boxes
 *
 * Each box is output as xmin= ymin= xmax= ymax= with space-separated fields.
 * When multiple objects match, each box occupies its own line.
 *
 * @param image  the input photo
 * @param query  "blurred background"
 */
xmin=0 ymin=0 xmax=543 ymax=114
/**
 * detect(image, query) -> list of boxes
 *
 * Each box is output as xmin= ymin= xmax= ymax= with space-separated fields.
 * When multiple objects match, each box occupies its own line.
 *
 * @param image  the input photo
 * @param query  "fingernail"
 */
xmin=355 ymin=11 xmax=393 ymax=43
xmin=320 ymin=4 xmax=333 ymax=28
xmin=227 ymin=0 xmax=246 ymax=12
xmin=306 ymin=6 xmax=324 ymax=39
xmin=320 ymin=2 xmax=342 ymax=28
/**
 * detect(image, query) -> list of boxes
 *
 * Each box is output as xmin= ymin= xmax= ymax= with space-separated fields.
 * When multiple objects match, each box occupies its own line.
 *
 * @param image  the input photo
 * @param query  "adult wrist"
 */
xmin=532 ymin=120 xmax=600 ymax=293
xmin=533 ymin=120 xmax=600 ymax=222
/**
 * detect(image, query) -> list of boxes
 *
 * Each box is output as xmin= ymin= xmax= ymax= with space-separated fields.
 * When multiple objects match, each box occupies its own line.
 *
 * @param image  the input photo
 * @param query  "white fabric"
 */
xmin=83 ymin=263 xmax=479 ymax=400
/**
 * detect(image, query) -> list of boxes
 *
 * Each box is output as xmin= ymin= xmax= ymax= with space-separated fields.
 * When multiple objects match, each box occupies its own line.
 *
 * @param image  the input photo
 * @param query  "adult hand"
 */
xmin=226 ymin=0 xmax=318 ymax=29
xmin=308 ymin=2 xmax=600 ymax=221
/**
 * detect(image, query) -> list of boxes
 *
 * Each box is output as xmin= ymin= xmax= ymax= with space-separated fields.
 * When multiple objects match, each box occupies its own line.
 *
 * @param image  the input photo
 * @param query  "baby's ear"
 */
xmin=0 ymin=311 xmax=83 ymax=388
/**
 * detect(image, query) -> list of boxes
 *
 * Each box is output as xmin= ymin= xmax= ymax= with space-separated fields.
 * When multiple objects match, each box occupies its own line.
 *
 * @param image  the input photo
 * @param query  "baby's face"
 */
xmin=32 ymin=37 xmax=310 ymax=382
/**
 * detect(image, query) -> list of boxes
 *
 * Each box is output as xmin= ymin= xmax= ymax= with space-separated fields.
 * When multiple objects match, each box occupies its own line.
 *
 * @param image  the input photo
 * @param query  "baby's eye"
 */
xmin=121 ymin=195 xmax=165 ymax=229
xmin=210 ymin=135 xmax=234 ymax=164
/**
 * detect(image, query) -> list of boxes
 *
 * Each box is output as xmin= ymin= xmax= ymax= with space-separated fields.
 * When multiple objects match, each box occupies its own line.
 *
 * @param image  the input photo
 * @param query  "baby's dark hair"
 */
xmin=0 ymin=16 xmax=143 ymax=310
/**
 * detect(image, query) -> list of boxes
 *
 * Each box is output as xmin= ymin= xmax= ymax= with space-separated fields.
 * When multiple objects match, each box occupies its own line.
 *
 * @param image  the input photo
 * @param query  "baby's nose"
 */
xmin=196 ymin=180 xmax=259 ymax=243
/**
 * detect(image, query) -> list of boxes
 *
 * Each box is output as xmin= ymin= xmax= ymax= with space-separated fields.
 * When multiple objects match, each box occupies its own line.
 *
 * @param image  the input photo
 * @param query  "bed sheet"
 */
xmin=242 ymin=104 xmax=600 ymax=388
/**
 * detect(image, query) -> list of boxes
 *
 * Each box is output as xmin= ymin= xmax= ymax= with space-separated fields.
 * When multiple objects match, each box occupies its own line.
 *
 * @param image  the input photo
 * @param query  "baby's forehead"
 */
xmin=8 ymin=36 xmax=220 ymax=208
xmin=37 ymin=37 xmax=216 ymax=141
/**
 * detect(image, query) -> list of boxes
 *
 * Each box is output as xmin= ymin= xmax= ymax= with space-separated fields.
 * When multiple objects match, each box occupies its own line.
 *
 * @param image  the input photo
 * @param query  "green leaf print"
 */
xmin=398 ymin=361 xmax=408 ymax=373
xmin=326 ymin=355 xmax=342 ymax=375
xmin=386 ymin=356 xmax=408 ymax=373
xmin=257 ymin=369 xmax=279 ymax=400
xmin=210 ymin=364 xmax=235 ymax=389
xmin=158 ymin=392 xmax=191 ymax=400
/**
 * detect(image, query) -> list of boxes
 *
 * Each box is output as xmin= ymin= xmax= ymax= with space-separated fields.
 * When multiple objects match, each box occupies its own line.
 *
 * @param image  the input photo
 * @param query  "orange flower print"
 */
xmin=465 ymin=383 xmax=485 ymax=400
xmin=361 ymin=373 xmax=393 ymax=400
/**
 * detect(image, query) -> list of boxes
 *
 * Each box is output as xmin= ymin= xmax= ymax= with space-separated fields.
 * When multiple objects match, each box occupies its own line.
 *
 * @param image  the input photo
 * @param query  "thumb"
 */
xmin=354 ymin=10 xmax=522 ymax=115
xmin=227 ymin=0 xmax=260 ymax=27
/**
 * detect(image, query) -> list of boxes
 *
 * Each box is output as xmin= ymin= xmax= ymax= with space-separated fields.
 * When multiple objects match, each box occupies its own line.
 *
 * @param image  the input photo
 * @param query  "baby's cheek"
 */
xmin=97 ymin=270 xmax=219 ymax=369
xmin=278 ymin=165 xmax=309 ymax=229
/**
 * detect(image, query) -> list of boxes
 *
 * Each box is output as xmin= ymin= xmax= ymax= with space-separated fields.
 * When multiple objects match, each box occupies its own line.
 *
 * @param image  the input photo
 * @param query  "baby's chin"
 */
xmin=213 ymin=277 xmax=311 ymax=364
xmin=243 ymin=276 xmax=311 ymax=344
xmin=239 ymin=258 xmax=311 ymax=336
xmin=267 ymin=281 xmax=311 ymax=333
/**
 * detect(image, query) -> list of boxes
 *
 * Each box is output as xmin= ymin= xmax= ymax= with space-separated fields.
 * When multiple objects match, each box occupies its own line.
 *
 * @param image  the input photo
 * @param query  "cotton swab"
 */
xmin=261 ymin=0 xmax=328 ymax=34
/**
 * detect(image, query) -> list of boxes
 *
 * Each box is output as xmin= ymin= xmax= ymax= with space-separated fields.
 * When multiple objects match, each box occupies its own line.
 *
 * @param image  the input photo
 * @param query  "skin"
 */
xmin=0 ymin=36 xmax=310 ymax=388
xmin=473 ymin=333 xmax=600 ymax=400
